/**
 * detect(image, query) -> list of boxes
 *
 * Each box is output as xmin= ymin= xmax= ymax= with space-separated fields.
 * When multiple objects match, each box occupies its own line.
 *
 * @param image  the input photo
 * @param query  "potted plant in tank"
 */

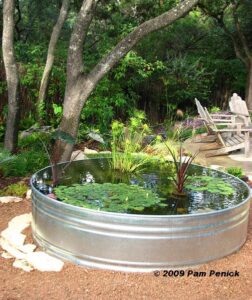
xmin=165 ymin=143 xmax=198 ymax=197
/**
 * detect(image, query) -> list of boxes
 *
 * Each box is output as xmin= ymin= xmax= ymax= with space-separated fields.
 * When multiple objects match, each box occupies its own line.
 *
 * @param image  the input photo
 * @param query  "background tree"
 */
xmin=1 ymin=0 xmax=251 ymax=152
xmin=38 ymin=0 xmax=70 ymax=122
xmin=199 ymin=0 xmax=252 ymax=108
xmin=2 ymin=0 xmax=20 ymax=152
xmin=53 ymin=0 xmax=200 ymax=162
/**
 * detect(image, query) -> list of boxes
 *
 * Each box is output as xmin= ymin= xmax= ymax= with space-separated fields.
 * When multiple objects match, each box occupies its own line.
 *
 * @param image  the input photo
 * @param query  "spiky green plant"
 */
xmin=110 ymin=112 xmax=151 ymax=173
xmin=165 ymin=143 xmax=198 ymax=194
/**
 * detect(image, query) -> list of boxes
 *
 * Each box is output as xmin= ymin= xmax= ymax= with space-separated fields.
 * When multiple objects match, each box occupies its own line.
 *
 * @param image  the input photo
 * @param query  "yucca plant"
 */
xmin=165 ymin=143 xmax=198 ymax=194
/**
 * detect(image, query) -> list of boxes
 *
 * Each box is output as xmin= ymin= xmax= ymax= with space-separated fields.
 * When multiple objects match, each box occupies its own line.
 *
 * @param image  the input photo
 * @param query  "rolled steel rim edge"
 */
xmin=30 ymin=158 xmax=252 ymax=219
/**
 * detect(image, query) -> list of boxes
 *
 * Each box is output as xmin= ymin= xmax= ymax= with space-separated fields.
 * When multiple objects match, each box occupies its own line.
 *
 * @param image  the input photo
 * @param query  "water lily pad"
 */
xmin=185 ymin=176 xmax=234 ymax=196
xmin=54 ymin=183 xmax=167 ymax=213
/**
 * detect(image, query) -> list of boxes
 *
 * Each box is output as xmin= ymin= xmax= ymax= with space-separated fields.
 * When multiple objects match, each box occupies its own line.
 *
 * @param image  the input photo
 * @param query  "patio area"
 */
xmin=184 ymin=137 xmax=252 ymax=177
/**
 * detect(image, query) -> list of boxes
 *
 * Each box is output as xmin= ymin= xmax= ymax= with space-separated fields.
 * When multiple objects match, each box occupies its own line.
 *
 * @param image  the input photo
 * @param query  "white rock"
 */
xmin=99 ymin=151 xmax=111 ymax=154
xmin=83 ymin=148 xmax=98 ymax=154
xmin=8 ymin=213 xmax=32 ymax=232
xmin=0 ymin=196 xmax=23 ymax=204
xmin=0 ymin=238 xmax=26 ymax=259
xmin=70 ymin=150 xmax=87 ymax=161
xmin=18 ymin=244 xmax=36 ymax=254
xmin=13 ymin=259 xmax=34 ymax=272
xmin=26 ymin=252 xmax=64 ymax=272
xmin=8 ymin=222 xmax=30 ymax=233
xmin=1 ymin=251 xmax=13 ymax=259
xmin=1 ymin=228 xmax=26 ymax=247
xmin=26 ymin=189 xmax=32 ymax=200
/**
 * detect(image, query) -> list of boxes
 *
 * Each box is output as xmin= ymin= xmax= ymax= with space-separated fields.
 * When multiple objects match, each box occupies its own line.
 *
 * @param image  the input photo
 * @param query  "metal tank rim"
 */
xmin=30 ymin=157 xmax=252 ymax=218
xmin=30 ymin=158 xmax=252 ymax=271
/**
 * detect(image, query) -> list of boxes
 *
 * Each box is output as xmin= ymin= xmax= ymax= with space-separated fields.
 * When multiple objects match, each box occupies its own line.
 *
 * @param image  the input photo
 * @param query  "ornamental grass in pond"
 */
xmin=110 ymin=112 xmax=151 ymax=173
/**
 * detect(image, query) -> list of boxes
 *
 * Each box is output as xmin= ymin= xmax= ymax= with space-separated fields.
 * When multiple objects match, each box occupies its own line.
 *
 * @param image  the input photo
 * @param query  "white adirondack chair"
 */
xmin=195 ymin=98 xmax=237 ymax=125
xmin=201 ymin=107 xmax=252 ymax=157
xmin=194 ymin=98 xmax=239 ymax=143
xmin=229 ymin=93 xmax=251 ymax=126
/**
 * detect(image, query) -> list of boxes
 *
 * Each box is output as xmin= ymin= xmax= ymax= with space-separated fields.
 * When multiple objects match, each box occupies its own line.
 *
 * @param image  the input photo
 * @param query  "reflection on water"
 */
xmin=32 ymin=158 xmax=249 ymax=215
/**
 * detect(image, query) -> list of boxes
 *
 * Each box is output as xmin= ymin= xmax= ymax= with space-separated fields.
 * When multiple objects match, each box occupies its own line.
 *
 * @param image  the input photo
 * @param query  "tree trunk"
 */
xmin=54 ymin=0 xmax=199 ymax=162
xmin=2 ymin=0 xmax=20 ymax=153
xmin=38 ymin=0 xmax=70 ymax=121
xmin=245 ymin=60 xmax=252 ymax=110
xmin=53 ymin=77 xmax=95 ymax=161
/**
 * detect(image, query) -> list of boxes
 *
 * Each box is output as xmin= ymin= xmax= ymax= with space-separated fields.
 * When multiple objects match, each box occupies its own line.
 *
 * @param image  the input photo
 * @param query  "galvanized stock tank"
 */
xmin=31 ymin=162 xmax=251 ymax=272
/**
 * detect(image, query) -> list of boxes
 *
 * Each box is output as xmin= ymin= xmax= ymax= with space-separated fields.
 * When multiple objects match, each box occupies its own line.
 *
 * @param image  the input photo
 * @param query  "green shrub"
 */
xmin=178 ymin=127 xmax=207 ymax=141
xmin=210 ymin=106 xmax=221 ymax=113
xmin=19 ymin=132 xmax=50 ymax=151
xmin=0 ymin=149 xmax=16 ymax=165
xmin=0 ymin=182 xmax=28 ymax=197
xmin=152 ymin=139 xmax=178 ymax=157
xmin=0 ymin=148 xmax=49 ymax=177
xmin=225 ymin=167 xmax=244 ymax=179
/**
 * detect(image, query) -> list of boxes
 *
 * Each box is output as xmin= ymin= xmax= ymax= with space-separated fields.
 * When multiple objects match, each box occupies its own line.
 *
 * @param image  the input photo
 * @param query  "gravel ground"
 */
xmin=0 ymin=199 xmax=252 ymax=300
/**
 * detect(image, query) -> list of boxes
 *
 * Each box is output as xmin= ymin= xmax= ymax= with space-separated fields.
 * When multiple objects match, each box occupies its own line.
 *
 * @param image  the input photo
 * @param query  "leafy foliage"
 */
xmin=0 ymin=149 xmax=16 ymax=165
xmin=19 ymin=132 xmax=50 ymax=150
xmin=0 ymin=182 xmax=28 ymax=197
xmin=0 ymin=0 xmax=251 ymax=156
xmin=54 ymin=183 xmax=167 ymax=213
xmin=0 ymin=148 xmax=48 ymax=177
xmin=111 ymin=110 xmax=151 ymax=173
xmin=185 ymin=176 xmax=234 ymax=196
xmin=225 ymin=167 xmax=244 ymax=179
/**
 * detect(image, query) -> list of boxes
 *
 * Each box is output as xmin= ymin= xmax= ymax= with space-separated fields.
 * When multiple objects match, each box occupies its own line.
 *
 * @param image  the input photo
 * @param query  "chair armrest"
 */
xmin=211 ymin=114 xmax=232 ymax=118
xmin=213 ymin=128 xmax=252 ymax=132
xmin=232 ymin=112 xmax=250 ymax=117
xmin=215 ymin=123 xmax=244 ymax=126
xmin=211 ymin=119 xmax=234 ymax=123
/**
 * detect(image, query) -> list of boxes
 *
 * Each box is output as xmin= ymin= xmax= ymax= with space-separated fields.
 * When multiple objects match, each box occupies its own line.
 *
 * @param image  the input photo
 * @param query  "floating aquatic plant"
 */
xmin=185 ymin=176 xmax=234 ymax=196
xmin=54 ymin=183 xmax=167 ymax=213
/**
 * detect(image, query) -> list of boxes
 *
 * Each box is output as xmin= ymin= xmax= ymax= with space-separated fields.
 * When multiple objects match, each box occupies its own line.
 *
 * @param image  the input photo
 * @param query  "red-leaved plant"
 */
xmin=165 ymin=143 xmax=198 ymax=194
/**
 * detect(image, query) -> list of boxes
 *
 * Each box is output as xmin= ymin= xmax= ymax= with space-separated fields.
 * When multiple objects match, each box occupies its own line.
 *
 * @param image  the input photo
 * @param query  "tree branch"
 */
xmin=217 ymin=15 xmax=248 ymax=66
xmin=199 ymin=2 xmax=249 ymax=67
xmin=88 ymin=0 xmax=199 ymax=84
xmin=38 ymin=0 xmax=70 ymax=115
xmin=67 ymin=0 xmax=99 ymax=81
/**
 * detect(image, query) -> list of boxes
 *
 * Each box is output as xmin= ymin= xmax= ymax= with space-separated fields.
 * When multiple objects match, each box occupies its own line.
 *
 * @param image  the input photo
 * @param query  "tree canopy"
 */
xmin=1 ymin=0 xmax=252 ymax=158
